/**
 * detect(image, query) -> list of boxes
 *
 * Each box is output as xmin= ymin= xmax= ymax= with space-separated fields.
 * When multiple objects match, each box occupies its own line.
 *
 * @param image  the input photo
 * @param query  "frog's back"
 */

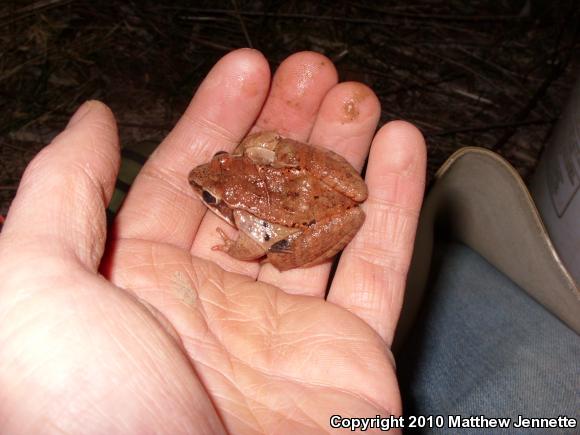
xmin=223 ymin=165 xmax=357 ymax=229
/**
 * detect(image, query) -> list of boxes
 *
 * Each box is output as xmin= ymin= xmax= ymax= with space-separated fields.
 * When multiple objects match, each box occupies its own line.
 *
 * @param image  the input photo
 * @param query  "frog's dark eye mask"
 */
xmin=193 ymin=187 xmax=235 ymax=226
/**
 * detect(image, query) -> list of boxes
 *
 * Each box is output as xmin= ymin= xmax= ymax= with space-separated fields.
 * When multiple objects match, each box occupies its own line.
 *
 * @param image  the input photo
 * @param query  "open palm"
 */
xmin=0 ymin=49 xmax=425 ymax=434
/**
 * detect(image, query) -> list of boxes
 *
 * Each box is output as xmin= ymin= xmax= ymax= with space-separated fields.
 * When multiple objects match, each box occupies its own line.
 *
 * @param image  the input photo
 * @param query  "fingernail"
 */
xmin=66 ymin=101 xmax=94 ymax=129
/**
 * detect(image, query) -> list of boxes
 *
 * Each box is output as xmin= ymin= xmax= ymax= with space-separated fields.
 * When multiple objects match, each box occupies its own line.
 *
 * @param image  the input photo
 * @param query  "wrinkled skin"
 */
xmin=0 ymin=50 xmax=426 ymax=434
xmin=189 ymin=132 xmax=368 ymax=270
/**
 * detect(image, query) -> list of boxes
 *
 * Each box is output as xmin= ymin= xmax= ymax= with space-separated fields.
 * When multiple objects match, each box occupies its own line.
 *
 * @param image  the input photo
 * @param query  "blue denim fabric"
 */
xmin=397 ymin=242 xmax=579 ymax=434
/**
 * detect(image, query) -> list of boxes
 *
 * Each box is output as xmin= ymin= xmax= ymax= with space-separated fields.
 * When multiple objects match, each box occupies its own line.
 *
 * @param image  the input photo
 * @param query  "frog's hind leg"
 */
xmin=213 ymin=228 xmax=267 ymax=261
xmin=267 ymin=207 xmax=365 ymax=271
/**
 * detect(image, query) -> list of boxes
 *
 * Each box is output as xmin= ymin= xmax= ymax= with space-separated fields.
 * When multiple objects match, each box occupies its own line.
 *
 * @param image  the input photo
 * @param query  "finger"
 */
xmin=252 ymin=51 xmax=338 ymax=138
xmin=190 ymin=52 xmax=338 ymax=275
xmin=258 ymin=82 xmax=381 ymax=296
xmin=113 ymin=49 xmax=270 ymax=250
xmin=0 ymin=101 xmax=120 ymax=271
xmin=327 ymin=121 xmax=427 ymax=345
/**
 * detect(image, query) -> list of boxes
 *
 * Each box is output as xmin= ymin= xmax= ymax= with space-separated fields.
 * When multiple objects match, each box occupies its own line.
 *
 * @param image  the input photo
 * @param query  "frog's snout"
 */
xmin=188 ymin=166 xmax=207 ymax=190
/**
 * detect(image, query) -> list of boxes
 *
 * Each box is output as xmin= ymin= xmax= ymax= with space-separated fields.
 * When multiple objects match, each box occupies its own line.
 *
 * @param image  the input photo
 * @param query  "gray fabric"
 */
xmin=397 ymin=242 xmax=580 ymax=434
xmin=397 ymin=148 xmax=580 ymax=353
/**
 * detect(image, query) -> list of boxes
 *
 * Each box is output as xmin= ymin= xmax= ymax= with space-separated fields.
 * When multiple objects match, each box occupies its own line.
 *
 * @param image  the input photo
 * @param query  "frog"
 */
xmin=188 ymin=131 xmax=368 ymax=271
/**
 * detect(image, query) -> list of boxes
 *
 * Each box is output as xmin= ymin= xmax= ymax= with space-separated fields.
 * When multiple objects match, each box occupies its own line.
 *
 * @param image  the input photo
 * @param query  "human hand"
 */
xmin=0 ymin=49 xmax=426 ymax=434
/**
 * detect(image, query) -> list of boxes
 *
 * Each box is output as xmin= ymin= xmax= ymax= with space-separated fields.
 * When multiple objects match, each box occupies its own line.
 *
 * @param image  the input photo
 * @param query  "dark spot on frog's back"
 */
xmin=269 ymin=238 xmax=292 ymax=253
xmin=260 ymin=220 xmax=271 ymax=241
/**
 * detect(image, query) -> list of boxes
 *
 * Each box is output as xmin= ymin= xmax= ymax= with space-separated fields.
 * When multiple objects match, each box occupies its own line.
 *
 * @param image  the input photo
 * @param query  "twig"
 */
xmin=0 ymin=0 xmax=74 ymax=28
xmin=231 ymin=0 xmax=253 ymax=48
xmin=189 ymin=36 xmax=234 ymax=52
xmin=179 ymin=9 xmax=401 ymax=27
xmin=178 ymin=7 xmax=525 ymax=24
xmin=492 ymin=4 xmax=578 ymax=151
xmin=351 ymin=3 xmax=527 ymax=22
xmin=427 ymin=118 xmax=557 ymax=137
xmin=491 ymin=62 xmax=564 ymax=151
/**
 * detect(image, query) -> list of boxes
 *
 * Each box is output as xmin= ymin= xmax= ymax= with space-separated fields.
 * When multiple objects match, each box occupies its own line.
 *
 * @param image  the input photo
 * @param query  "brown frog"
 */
xmin=188 ymin=131 xmax=367 ymax=271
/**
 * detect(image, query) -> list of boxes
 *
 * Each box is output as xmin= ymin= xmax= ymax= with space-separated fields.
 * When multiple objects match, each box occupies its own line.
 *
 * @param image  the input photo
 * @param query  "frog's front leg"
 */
xmin=266 ymin=206 xmax=365 ymax=271
xmin=213 ymin=228 xmax=267 ymax=261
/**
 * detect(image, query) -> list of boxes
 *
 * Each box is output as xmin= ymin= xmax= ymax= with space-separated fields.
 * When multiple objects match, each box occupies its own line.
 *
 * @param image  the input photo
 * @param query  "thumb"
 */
xmin=0 ymin=101 xmax=120 ymax=271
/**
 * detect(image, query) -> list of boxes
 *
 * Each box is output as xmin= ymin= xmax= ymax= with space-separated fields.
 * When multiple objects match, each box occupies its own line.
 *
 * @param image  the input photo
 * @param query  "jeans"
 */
xmin=397 ymin=242 xmax=579 ymax=434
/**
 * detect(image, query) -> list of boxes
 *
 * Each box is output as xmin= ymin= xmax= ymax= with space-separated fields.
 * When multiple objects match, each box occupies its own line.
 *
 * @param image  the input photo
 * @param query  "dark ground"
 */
xmin=1 ymin=0 xmax=579 ymax=217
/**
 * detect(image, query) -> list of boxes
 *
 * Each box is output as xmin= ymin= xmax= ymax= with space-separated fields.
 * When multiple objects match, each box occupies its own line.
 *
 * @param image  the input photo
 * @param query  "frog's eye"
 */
xmin=202 ymin=190 xmax=217 ymax=205
xmin=214 ymin=151 xmax=227 ymax=157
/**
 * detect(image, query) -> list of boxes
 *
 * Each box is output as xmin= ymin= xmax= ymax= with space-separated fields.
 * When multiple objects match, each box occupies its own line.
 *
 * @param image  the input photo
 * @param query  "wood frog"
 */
xmin=188 ymin=131 xmax=367 ymax=271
